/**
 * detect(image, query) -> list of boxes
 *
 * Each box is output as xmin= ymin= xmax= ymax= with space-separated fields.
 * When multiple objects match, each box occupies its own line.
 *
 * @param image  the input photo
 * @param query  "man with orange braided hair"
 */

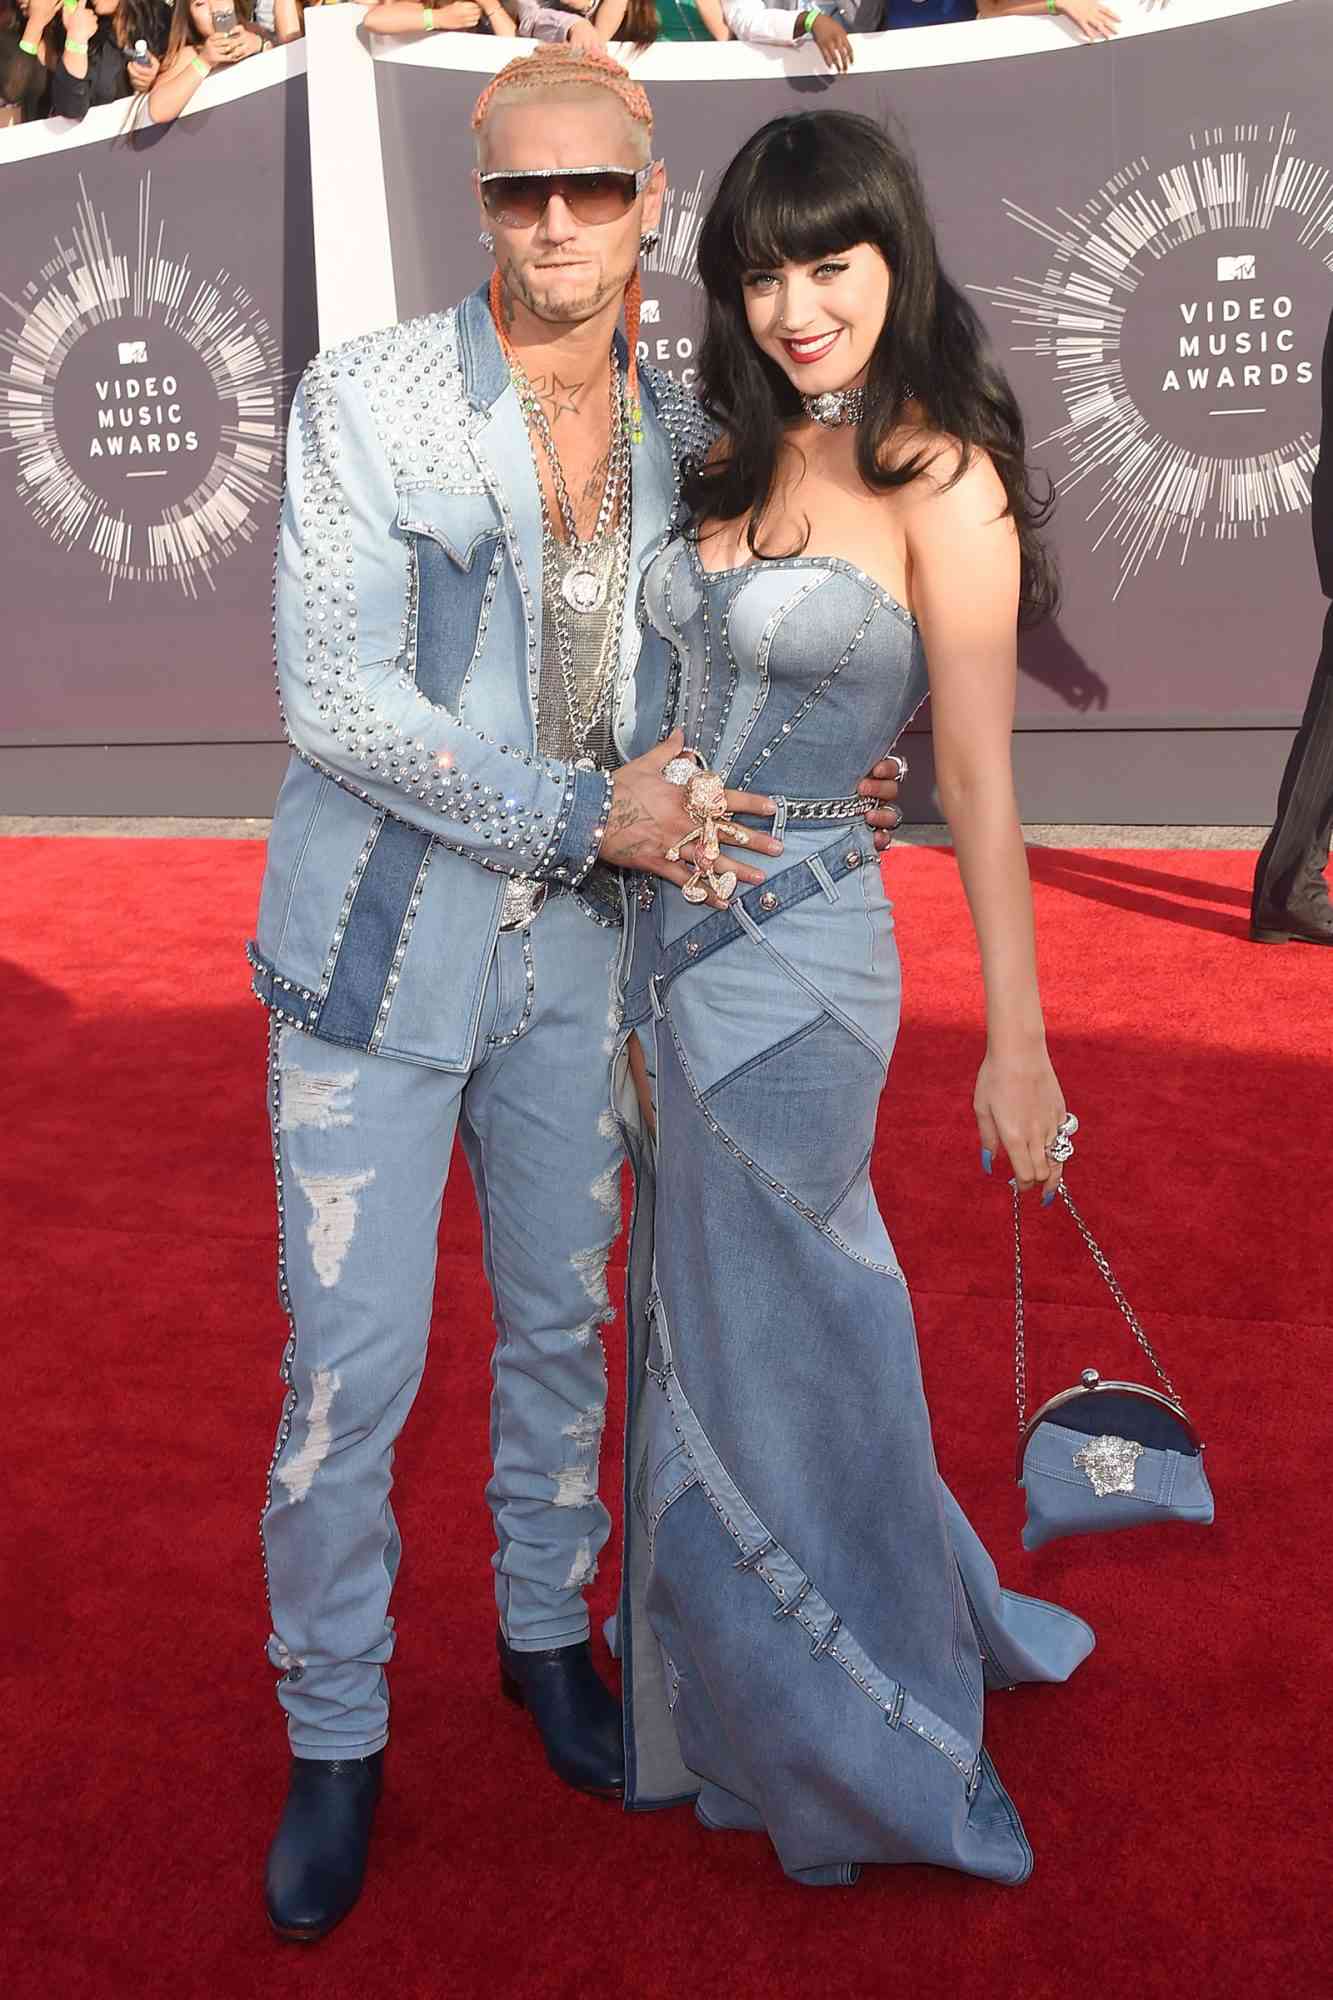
xmin=253 ymin=44 xmax=903 ymax=1942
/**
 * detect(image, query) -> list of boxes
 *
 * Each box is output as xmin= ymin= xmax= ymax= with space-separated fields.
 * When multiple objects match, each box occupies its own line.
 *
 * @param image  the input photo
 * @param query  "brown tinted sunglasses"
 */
xmin=478 ymin=163 xmax=657 ymax=229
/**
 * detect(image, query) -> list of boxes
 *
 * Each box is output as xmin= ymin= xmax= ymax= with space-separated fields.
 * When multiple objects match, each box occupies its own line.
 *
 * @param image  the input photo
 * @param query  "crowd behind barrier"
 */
xmin=0 ymin=0 xmax=1131 ymax=127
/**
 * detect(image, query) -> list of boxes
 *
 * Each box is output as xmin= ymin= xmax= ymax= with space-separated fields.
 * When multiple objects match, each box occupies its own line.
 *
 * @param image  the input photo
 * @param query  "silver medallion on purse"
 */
xmin=1013 ymin=1181 xmax=1215 ymax=1551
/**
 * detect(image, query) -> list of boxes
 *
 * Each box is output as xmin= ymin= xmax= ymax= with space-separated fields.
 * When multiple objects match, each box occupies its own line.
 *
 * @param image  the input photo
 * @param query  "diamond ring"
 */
xmin=1045 ymin=1112 xmax=1079 ymax=1164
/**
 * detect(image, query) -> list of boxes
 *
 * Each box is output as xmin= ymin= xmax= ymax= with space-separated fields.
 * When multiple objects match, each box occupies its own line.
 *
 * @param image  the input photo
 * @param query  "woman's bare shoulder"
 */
xmin=881 ymin=421 xmax=1006 ymax=522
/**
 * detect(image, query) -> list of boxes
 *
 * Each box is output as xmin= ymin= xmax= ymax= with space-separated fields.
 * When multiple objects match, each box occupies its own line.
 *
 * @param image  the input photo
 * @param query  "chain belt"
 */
xmin=502 ymin=799 xmax=872 ymax=929
xmin=779 ymin=794 xmax=874 ymax=822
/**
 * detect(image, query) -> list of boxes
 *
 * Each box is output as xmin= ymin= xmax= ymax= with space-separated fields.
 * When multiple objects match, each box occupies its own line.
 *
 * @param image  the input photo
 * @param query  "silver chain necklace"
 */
xmin=515 ymin=359 xmax=633 ymax=762
xmin=514 ymin=355 xmax=625 ymax=614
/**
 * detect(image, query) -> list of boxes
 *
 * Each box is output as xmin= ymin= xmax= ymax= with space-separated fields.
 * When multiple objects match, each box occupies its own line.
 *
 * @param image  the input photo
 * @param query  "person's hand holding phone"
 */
xmin=204 ymin=3 xmax=256 ymax=62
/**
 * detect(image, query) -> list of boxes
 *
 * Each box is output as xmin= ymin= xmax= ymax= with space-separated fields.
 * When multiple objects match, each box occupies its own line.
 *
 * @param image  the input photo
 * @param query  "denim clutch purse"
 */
xmin=1012 ymin=1182 xmax=1214 ymax=1552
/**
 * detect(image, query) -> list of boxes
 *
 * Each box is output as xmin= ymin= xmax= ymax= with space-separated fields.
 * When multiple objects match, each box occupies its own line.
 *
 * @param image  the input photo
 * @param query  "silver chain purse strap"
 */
xmin=1012 ymin=1180 xmax=1179 ymax=1431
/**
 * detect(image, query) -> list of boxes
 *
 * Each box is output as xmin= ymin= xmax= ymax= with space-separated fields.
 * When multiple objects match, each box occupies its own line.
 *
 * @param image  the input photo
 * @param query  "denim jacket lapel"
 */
xmin=457 ymin=285 xmax=543 ymax=740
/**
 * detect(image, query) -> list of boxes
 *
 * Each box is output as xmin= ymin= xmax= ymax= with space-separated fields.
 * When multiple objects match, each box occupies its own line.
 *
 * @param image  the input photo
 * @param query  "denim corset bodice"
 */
xmin=642 ymin=540 xmax=928 ymax=795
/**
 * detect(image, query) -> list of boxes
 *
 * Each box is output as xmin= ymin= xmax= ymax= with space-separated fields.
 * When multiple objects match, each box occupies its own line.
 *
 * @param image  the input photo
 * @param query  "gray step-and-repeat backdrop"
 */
xmin=4 ymin=2 xmax=1331 ymax=820
xmin=1 ymin=47 xmax=318 ymax=814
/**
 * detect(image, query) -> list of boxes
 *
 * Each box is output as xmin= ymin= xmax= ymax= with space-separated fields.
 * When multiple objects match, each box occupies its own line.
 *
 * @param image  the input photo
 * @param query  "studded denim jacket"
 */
xmin=248 ymin=285 xmax=714 ymax=1071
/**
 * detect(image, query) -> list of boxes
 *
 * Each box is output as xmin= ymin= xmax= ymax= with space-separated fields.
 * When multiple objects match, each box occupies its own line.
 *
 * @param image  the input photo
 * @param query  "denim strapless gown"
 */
xmin=615 ymin=539 xmax=1095 ymax=1887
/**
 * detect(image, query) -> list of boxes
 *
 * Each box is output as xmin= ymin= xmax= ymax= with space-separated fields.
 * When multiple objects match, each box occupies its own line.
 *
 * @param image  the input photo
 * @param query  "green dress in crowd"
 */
xmin=652 ymin=0 xmax=716 ymax=39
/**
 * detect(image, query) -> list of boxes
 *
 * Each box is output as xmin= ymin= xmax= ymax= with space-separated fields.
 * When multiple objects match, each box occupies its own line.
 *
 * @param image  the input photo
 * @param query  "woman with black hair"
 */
xmin=48 ymin=0 xmax=167 ymax=120
xmin=617 ymin=110 xmax=1094 ymax=1886
xmin=1 ymin=18 xmax=49 ymax=122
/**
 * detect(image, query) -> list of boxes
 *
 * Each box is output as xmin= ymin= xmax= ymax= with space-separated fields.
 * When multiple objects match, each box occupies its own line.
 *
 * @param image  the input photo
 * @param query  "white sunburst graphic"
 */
xmin=638 ymin=175 xmax=707 ymax=385
xmin=0 ymin=172 xmax=288 ymax=598
xmin=972 ymin=118 xmax=1333 ymax=599
xmin=644 ymin=173 xmax=707 ymax=285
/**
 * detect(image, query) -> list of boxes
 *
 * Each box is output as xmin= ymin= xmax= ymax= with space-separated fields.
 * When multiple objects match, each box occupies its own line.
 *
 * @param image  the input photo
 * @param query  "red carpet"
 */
xmin=3 ymin=837 xmax=1328 ymax=2000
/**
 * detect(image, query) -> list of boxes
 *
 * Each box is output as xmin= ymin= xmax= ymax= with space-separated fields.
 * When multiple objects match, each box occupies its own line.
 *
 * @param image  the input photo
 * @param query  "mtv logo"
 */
xmin=1216 ymin=256 xmax=1256 ymax=283
xmin=640 ymin=299 xmax=661 ymax=325
xmin=117 ymin=340 xmax=148 ymax=365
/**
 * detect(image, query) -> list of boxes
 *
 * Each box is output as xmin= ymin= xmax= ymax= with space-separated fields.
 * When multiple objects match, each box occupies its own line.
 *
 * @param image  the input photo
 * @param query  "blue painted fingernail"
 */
xmin=981 ymin=1149 xmax=993 ymax=1175
xmin=1042 ymin=1188 xmax=1056 ymax=1207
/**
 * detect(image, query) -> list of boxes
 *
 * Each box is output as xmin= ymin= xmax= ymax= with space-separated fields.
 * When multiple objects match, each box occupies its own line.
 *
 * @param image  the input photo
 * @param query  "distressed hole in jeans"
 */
xmin=553 ymin=1403 xmax=605 ymax=1507
xmin=564 ymin=1536 xmax=597 ymax=1589
xmin=589 ymin=1160 xmax=622 ymax=1215
xmin=571 ymin=1243 xmax=613 ymax=1321
xmin=281 ymin=1062 xmax=359 ymax=1132
xmin=553 ymin=1462 xmax=599 ymax=1508
xmin=276 ymin=1366 xmax=342 ymax=1502
xmin=601 ymin=958 xmax=624 ymax=1059
xmin=296 ymin=1167 xmax=375 ymax=1288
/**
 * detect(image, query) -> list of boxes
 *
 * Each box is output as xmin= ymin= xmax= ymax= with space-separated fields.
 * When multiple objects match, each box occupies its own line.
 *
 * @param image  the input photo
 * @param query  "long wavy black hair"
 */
xmin=683 ymin=111 xmax=1059 ymax=625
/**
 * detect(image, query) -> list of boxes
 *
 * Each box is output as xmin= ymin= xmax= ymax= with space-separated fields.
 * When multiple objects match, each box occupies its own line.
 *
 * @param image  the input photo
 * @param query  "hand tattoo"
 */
xmin=605 ymin=796 xmax=645 ymax=836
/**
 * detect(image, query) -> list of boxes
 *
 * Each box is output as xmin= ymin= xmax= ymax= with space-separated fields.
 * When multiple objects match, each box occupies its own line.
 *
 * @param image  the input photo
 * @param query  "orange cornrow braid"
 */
xmin=471 ymin=46 xmax=654 ymax=137
xmin=623 ymin=264 xmax=644 ymax=445
xmin=475 ymin=47 xmax=653 ymax=442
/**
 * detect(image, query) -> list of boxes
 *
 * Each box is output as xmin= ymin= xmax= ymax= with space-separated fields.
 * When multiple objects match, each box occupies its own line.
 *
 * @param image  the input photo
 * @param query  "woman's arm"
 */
xmin=145 ymin=30 xmax=242 ymax=125
xmin=15 ymin=0 xmax=62 ymax=67
xmin=592 ymin=0 xmax=627 ymax=36
xmin=49 ymin=3 xmax=96 ymax=118
xmin=977 ymin=0 xmax=1120 ymax=40
xmin=511 ymin=0 xmax=595 ymax=38
xmin=361 ymin=2 xmax=484 ymax=29
xmin=904 ymin=446 xmax=1065 ymax=1196
xmin=272 ymin=0 xmax=303 ymax=42
xmin=696 ymin=0 xmax=732 ymax=39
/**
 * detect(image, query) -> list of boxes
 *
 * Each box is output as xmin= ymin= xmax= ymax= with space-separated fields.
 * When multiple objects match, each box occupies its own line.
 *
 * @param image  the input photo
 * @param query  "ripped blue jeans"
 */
xmin=260 ymin=892 xmax=624 ymax=1759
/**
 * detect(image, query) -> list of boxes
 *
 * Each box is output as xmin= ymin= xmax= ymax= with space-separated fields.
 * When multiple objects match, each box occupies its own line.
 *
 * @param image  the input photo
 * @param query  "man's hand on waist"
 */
xmin=599 ymin=730 xmax=781 ymax=910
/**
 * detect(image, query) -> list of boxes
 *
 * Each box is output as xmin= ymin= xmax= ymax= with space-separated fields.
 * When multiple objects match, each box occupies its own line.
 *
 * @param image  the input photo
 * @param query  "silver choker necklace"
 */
xmin=802 ymin=387 xmax=865 ymax=428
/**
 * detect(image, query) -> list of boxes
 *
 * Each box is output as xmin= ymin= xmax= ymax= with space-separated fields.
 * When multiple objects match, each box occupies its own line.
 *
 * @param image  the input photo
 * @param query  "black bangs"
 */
xmin=722 ymin=116 xmax=896 ymax=277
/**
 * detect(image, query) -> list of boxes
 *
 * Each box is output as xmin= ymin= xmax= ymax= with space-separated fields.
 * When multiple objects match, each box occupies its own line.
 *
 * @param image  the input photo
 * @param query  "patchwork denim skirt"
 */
xmin=615 ymin=815 xmax=1096 ymax=1887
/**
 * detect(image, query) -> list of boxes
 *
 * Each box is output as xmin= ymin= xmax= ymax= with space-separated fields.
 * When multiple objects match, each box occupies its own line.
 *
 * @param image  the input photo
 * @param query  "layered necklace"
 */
xmin=502 ymin=333 xmax=633 ymax=766
xmin=516 ymin=352 xmax=630 ymax=618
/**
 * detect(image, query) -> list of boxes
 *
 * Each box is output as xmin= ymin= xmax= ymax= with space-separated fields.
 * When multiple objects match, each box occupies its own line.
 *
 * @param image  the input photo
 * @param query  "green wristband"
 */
xmin=19 ymin=35 xmax=39 ymax=52
xmin=1047 ymin=0 xmax=1057 ymax=11
xmin=800 ymin=5 xmax=819 ymax=31
xmin=66 ymin=36 xmax=89 ymax=51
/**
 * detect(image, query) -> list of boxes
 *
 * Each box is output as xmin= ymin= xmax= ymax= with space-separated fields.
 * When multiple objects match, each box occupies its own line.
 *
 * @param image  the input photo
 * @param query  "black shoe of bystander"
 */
xmin=1251 ymin=898 xmax=1333 ymax=944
